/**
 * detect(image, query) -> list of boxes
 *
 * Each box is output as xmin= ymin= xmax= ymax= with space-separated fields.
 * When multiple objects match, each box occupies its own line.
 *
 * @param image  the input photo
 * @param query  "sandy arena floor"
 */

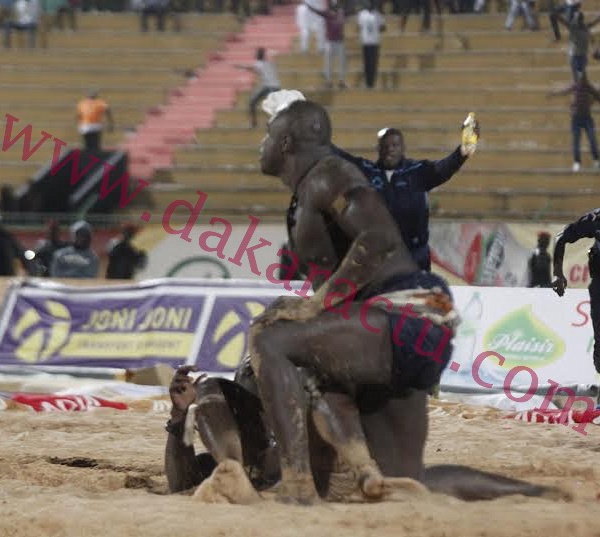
xmin=1 ymin=401 xmax=599 ymax=537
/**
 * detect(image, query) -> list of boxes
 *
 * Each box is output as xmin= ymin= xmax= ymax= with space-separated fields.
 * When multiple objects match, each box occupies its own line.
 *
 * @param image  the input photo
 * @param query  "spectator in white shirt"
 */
xmin=235 ymin=47 xmax=281 ymax=128
xmin=357 ymin=0 xmax=385 ymax=88
xmin=303 ymin=0 xmax=327 ymax=53
xmin=3 ymin=0 xmax=39 ymax=48
xmin=296 ymin=2 xmax=310 ymax=53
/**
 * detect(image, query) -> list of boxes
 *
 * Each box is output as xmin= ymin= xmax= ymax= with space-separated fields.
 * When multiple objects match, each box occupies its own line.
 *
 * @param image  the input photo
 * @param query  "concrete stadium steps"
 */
xmin=1 ymin=12 xmax=247 ymax=189
xmin=153 ymin=10 xmax=600 ymax=220
xmin=273 ymin=67 xmax=577 ymax=89
xmin=0 ymin=70 xmax=183 ymax=86
xmin=1 ymin=87 xmax=170 ymax=105
xmin=275 ymin=49 xmax=577 ymax=70
xmin=142 ymin=185 xmax=596 ymax=220
xmin=326 ymin=89 xmax=548 ymax=107
xmin=431 ymin=188 xmax=596 ymax=216
xmin=42 ymin=32 xmax=221 ymax=49
xmin=4 ymin=106 xmax=146 ymax=125
xmin=173 ymin=145 xmax=584 ymax=169
xmin=193 ymin=125 xmax=573 ymax=148
xmin=215 ymin=106 xmax=571 ymax=129
xmin=61 ymin=12 xmax=243 ymax=31
xmin=160 ymin=164 xmax=600 ymax=191
xmin=296 ymin=29 xmax=579 ymax=52
xmin=123 ymin=5 xmax=298 ymax=179
xmin=421 ymin=49 xmax=575 ymax=69
xmin=1 ymin=50 xmax=209 ymax=68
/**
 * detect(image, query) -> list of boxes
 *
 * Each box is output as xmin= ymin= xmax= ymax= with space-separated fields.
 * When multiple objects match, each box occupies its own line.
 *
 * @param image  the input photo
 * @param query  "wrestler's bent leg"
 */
xmin=250 ymin=304 xmax=392 ymax=503
xmin=312 ymin=392 xmax=385 ymax=498
xmin=360 ymin=390 xmax=428 ymax=480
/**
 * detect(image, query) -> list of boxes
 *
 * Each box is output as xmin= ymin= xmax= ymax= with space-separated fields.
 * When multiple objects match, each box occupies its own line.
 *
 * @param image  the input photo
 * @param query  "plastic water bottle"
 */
xmin=462 ymin=112 xmax=478 ymax=147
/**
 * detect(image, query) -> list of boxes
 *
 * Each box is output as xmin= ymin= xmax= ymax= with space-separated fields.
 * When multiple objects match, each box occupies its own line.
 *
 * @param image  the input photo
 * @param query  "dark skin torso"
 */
xmin=291 ymin=155 xmax=418 ymax=295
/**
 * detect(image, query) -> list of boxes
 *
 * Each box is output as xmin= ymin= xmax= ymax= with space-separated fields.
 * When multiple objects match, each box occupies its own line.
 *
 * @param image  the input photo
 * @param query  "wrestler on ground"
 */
xmin=164 ymin=362 xmax=571 ymax=503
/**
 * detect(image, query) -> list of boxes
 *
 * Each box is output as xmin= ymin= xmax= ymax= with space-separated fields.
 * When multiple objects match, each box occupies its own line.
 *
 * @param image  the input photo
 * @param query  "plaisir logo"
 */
xmin=483 ymin=305 xmax=565 ymax=368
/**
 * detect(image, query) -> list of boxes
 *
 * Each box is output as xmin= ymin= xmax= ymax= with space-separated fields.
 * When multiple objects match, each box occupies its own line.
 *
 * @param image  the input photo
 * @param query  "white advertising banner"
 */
xmin=135 ymin=221 xmax=595 ymax=289
xmin=136 ymin=222 xmax=288 ymax=281
xmin=442 ymin=286 xmax=599 ymax=390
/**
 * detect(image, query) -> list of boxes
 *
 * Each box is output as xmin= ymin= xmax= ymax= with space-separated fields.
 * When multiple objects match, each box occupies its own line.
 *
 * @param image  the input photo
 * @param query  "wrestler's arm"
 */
xmin=164 ymin=366 xmax=205 ymax=493
xmin=308 ymin=165 xmax=413 ymax=309
xmin=165 ymin=426 xmax=204 ymax=493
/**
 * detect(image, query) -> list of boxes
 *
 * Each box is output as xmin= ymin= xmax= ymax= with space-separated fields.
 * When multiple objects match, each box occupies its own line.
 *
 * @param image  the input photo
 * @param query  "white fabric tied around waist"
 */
xmin=183 ymin=403 xmax=198 ymax=447
xmin=375 ymin=287 xmax=462 ymax=333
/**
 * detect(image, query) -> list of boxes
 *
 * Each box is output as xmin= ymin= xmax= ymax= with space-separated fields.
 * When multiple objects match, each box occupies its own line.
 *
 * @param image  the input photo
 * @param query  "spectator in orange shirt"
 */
xmin=76 ymin=88 xmax=114 ymax=152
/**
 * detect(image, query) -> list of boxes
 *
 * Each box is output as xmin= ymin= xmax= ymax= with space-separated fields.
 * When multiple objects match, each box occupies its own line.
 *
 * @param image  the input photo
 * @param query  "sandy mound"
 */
xmin=193 ymin=459 xmax=261 ymax=504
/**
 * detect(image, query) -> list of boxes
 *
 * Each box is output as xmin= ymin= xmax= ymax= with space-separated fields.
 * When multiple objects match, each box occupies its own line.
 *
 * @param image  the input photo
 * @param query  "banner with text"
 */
xmin=0 ymin=279 xmax=597 ymax=391
xmin=443 ymin=286 xmax=599 ymax=390
xmin=0 ymin=279 xmax=298 ymax=371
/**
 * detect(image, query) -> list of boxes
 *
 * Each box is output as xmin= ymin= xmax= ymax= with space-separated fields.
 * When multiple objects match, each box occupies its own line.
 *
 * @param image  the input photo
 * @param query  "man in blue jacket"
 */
xmin=335 ymin=122 xmax=477 ymax=271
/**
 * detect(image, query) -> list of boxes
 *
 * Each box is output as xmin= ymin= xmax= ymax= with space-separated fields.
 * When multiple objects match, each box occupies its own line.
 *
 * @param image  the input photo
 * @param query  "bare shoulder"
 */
xmin=302 ymin=155 xmax=369 ymax=203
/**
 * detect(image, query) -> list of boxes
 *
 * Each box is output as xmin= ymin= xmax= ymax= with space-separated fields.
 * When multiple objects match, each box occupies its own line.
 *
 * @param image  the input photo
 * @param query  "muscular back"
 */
xmin=291 ymin=155 xmax=418 ymax=293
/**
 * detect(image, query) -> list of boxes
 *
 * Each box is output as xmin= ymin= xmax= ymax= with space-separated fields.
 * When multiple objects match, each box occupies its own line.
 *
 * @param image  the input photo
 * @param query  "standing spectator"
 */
xmin=0 ymin=0 xmax=14 ymax=28
xmin=399 ymin=0 xmax=439 ymax=34
xmin=56 ymin=0 xmax=77 ymax=31
xmin=50 ymin=221 xmax=99 ymax=279
xmin=356 ymin=0 xmax=385 ymax=89
xmin=528 ymin=232 xmax=553 ymax=287
xmin=105 ymin=223 xmax=147 ymax=280
xmin=140 ymin=0 xmax=168 ymax=31
xmin=304 ymin=0 xmax=327 ymax=53
xmin=34 ymin=220 xmax=69 ymax=277
xmin=505 ymin=0 xmax=538 ymax=31
xmin=306 ymin=0 xmax=347 ymax=89
xmin=295 ymin=2 xmax=310 ymax=52
xmin=549 ymin=0 xmax=580 ymax=41
xmin=556 ymin=10 xmax=600 ymax=80
xmin=235 ymin=48 xmax=281 ymax=129
xmin=547 ymin=71 xmax=600 ymax=171
xmin=3 ymin=0 xmax=39 ymax=48
xmin=76 ymin=88 xmax=114 ymax=152
xmin=0 ymin=219 xmax=35 ymax=276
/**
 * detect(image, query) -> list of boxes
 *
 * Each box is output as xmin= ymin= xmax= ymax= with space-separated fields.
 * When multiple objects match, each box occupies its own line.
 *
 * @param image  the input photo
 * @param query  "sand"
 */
xmin=1 ymin=401 xmax=599 ymax=537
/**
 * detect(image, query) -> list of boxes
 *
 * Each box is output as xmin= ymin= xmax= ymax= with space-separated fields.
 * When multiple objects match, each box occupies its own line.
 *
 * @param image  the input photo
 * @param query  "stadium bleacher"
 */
xmin=2 ymin=6 xmax=600 ymax=221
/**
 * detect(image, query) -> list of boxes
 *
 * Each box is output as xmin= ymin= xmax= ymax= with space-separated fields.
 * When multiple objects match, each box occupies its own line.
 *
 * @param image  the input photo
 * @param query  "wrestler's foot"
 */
xmin=275 ymin=470 xmax=321 ymax=505
xmin=357 ymin=463 xmax=385 ymax=500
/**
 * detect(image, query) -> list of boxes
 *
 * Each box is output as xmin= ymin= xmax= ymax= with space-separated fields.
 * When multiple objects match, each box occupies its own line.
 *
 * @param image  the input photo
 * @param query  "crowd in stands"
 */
xmin=0 ymin=219 xmax=147 ymax=279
